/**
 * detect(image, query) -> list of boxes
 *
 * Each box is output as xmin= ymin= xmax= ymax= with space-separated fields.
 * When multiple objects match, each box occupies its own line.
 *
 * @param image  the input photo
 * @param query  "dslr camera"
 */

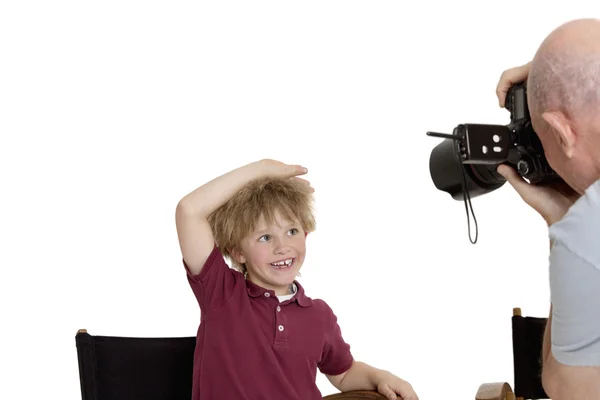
xmin=427 ymin=82 xmax=562 ymax=242
xmin=427 ymin=82 xmax=560 ymax=201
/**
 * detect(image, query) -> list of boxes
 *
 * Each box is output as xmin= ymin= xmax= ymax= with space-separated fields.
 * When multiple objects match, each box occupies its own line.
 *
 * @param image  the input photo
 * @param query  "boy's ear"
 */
xmin=229 ymin=247 xmax=246 ymax=264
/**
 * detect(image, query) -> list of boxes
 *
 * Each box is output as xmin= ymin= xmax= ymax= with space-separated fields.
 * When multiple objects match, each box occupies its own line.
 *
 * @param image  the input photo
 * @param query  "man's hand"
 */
xmin=497 ymin=164 xmax=580 ymax=225
xmin=374 ymin=370 xmax=418 ymax=400
xmin=496 ymin=61 xmax=531 ymax=107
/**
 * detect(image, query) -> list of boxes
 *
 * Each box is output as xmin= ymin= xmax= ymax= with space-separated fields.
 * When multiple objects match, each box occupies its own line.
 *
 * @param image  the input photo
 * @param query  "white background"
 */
xmin=2 ymin=1 xmax=599 ymax=399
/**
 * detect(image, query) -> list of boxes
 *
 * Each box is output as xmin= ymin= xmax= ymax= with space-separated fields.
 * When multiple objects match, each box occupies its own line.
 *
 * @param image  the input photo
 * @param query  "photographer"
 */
xmin=495 ymin=18 xmax=600 ymax=399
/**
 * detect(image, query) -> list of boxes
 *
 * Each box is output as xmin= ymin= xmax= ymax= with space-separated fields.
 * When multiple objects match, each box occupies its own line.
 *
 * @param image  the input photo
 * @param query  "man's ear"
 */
xmin=229 ymin=247 xmax=246 ymax=264
xmin=541 ymin=111 xmax=576 ymax=158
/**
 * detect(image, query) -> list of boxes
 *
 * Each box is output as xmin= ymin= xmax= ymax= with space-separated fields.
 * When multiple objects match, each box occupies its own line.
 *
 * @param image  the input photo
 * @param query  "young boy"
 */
xmin=175 ymin=159 xmax=418 ymax=400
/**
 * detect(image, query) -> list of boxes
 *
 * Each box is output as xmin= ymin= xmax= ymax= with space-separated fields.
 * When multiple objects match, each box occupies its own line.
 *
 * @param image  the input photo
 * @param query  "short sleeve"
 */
xmin=318 ymin=305 xmax=354 ymax=376
xmin=549 ymin=179 xmax=600 ymax=269
xmin=183 ymin=243 xmax=242 ymax=313
xmin=549 ymin=241 xmax=600 ymax=366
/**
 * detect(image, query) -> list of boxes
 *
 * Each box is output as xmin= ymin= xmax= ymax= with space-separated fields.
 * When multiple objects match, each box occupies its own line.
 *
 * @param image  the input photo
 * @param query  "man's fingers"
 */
xmin=496 ymin=82 xmax=510 ymax=107
xmin=497 ymin=164 xmax=523 ymax=186
xmin=495 ymin=62 xmax=531 ymax=107
xmin=496 ymin=76 xmax=518 ymax=108
xmin=496 ymin=68 xmax=517 ymax=107
xmin=497 ymin=164 xmax=556 ymax=214
xmin=497 ymin=164 xmax=536 ymax=200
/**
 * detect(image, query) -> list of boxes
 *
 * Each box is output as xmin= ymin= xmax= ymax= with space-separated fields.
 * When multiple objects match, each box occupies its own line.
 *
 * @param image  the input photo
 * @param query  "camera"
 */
xmin=426 ymin=82 xmax=562 ymax=242
xmin=427 ymin=82 xmax=560 ymax=200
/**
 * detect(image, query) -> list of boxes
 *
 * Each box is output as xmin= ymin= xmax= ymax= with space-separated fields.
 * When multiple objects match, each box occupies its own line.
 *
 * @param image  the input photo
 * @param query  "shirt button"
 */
xmin=276 ymin=306 xmax=281 ymax=312
xmin=278 ymin=325 xmax=284 ymax=331
xmin=264 ymin=292 xmax=270 ymax=297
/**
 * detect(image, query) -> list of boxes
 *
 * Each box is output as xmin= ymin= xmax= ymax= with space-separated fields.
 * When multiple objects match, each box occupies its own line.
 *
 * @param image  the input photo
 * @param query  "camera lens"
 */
xmin=429 ymin=136 xmax=506 ymax=200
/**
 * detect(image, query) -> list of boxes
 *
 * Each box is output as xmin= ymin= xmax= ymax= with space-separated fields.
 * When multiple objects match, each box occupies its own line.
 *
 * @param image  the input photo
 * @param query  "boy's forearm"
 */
xmin=177 ymin=161 xmax=264 ymax=217
xmin=336 ymin=361 xmax=383 ymax=392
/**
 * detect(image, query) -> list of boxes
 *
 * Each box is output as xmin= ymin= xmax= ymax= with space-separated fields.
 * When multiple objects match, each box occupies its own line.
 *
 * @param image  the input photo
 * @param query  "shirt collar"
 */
xmin=246 ymin=279 xmax=313 ymax=307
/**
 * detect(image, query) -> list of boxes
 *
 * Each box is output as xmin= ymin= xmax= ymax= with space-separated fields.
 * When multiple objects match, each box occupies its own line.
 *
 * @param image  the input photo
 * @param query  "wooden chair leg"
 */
xmin=475 ymin=382 xmax=513 ymax=400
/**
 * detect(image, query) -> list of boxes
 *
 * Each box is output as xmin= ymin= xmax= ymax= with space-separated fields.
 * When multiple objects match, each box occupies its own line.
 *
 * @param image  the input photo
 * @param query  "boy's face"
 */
xmin=233 ymin=211 xmax=307 ymax=295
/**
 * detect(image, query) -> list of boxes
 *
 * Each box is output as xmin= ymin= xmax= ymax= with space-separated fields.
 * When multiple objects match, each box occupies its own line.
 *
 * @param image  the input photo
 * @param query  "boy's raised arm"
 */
xmin=175 ymin=159 xmax=309 ymax=275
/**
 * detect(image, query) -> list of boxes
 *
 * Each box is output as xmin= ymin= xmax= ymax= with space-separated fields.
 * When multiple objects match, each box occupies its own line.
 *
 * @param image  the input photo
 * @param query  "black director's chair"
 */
xmin=74 ymin=307 xmax=549 ymax=399
xmin=475 ymin=308 xmax=549 ymax=400
xmin=74 ymin=328 xmax=387 ymax=399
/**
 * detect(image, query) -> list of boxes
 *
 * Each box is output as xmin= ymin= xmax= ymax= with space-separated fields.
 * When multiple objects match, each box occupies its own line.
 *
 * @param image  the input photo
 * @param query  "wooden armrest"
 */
xmin=323 ymin=390 xmax=387 ymax=399
xmin=476 ymin=382 xmax=514 ymax=400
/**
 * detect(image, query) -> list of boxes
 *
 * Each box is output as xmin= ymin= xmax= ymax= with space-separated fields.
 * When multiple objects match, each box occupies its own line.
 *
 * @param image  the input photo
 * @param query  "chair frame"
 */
xmin=475 ymin=307 xmax=548 ymax=400
xmin=76 ymin=306 xmax=548 ymax=400
xmin=75 ymin=328 xmax=387 ymax=400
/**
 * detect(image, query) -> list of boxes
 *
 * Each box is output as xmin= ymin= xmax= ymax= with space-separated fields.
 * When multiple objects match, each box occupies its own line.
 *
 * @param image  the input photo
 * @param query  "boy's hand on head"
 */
xmin=290 ymin=176 xmax=314 ymax=193
xmin=176 ymin=158 xmax=312 ymax=274
xmin=375 ymin=371 xmax=418 ymax=400
xmin=256 ymin=159 xmax=307 ymax=178
xmin=255 ymin=159 xmax=314 ymax=192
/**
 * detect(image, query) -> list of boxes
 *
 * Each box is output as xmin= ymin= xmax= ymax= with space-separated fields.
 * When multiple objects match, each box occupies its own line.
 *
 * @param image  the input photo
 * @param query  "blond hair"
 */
xmin=208 ymin=177 xmax=316 ymax=273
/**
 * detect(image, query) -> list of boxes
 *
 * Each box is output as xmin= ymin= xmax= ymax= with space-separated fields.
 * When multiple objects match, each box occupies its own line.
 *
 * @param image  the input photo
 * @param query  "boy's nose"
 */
xmin=273 ymin=240 xmax=291 ymax=254
xmin=274 ymin=246 xmax=290 ymax=255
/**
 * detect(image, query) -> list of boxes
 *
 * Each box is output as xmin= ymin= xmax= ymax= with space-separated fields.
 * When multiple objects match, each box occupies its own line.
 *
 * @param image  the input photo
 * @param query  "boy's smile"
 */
xmin=271 ymin=257 xmax=294 ymax=269
xmin=232 ymin=211 xmax=306 ymax=295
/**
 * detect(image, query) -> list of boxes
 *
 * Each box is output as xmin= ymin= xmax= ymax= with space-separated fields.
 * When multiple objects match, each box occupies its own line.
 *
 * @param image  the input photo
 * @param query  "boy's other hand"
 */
xmin=376 ymin=371 xmax=418 ymax=400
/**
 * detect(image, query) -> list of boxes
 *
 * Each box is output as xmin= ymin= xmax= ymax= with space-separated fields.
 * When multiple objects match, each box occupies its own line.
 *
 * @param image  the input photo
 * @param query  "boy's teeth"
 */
xmin=271 ymin=259 xmax=292 ymax=268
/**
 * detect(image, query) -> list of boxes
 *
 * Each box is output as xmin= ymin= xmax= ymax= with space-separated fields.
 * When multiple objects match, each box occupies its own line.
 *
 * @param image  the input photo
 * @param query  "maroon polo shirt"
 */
xmin=183 ymin=244 xmax=354 ymax=400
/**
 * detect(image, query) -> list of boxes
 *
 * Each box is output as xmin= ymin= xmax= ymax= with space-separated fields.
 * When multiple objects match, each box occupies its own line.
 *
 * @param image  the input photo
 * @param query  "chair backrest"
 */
xmin=75 ymin=329 xmax=196 ymax=400
xmin=511 ymin=309 xmax=549 ymax=399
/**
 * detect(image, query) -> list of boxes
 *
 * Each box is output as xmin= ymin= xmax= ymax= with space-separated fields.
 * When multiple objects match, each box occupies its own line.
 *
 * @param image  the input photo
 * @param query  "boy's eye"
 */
xmin=259 ymin=235 xmax=270 ymax=242
xmin=288 ymin=228 xmax=298 ymax=235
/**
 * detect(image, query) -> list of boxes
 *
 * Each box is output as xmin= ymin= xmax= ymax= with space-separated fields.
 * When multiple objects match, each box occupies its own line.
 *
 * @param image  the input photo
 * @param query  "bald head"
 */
xmin=528 ymin=18 xmax=600 ymax=120
xmin=542 ymin=18 xmax=600 ymax=50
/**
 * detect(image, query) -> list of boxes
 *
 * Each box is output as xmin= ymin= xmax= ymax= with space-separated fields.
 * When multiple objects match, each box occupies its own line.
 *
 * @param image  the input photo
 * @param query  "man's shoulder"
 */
xmin=551 ymin=178 xmax=600 ymax=230
xmin=580 ymin=178 xmax=600 ymax=204
xmin=549 ymin=178 xmax=600 ymax=267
